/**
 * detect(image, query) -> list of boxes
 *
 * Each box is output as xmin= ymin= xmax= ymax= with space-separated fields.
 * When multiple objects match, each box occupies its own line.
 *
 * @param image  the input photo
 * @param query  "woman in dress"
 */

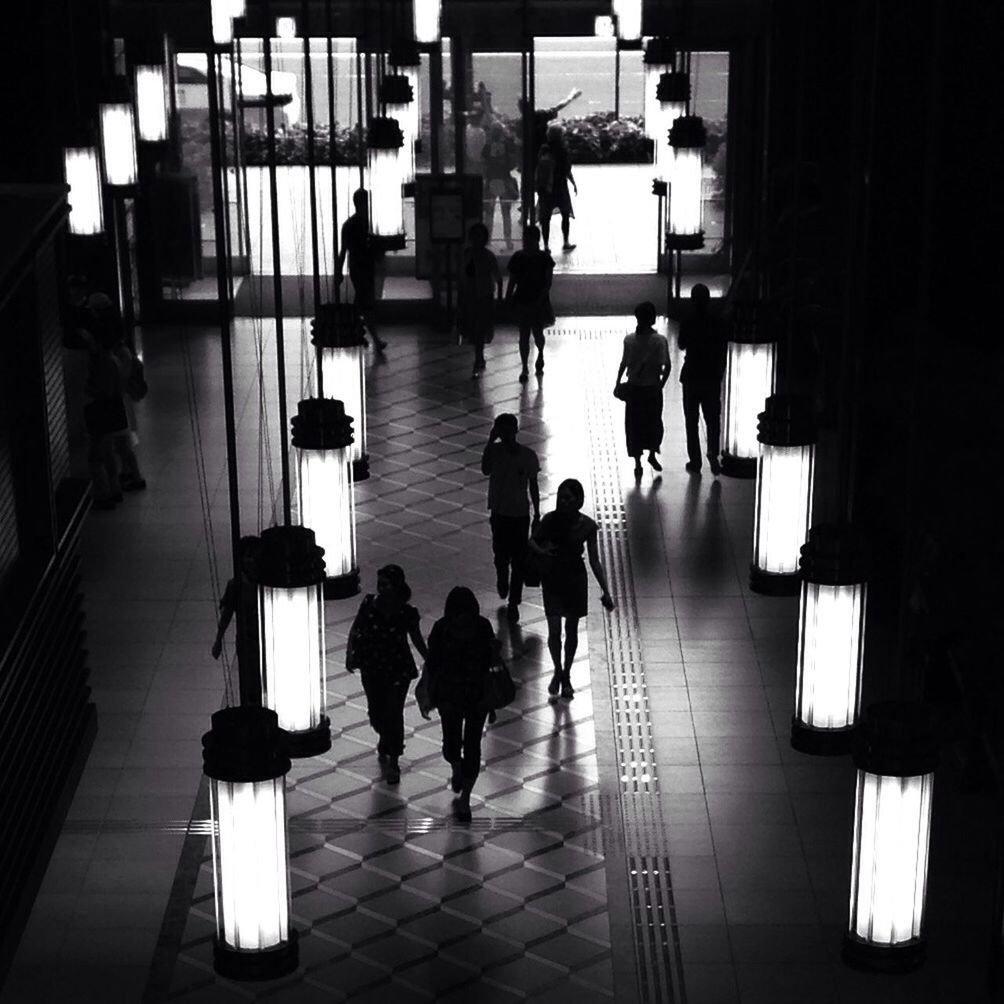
xmin=425 ymin=586 xmax=497 ymax=822
xmin=458 ymin=222 xmax=502 ymax=377
xmin=542 ymin=123 xmax=578 ymax=253
xmin=346 ymin=565 xmax=428 ymax=784
xmin=528 ymin=479 xmax=615 ymax=700
xmin=613 ymin=301 xmax=672 ymax=478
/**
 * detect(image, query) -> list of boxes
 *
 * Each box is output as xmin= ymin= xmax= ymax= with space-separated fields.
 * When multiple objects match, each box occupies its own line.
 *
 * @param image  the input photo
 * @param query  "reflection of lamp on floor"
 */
xmin=204 ymin=706 xmax=299 ymax=980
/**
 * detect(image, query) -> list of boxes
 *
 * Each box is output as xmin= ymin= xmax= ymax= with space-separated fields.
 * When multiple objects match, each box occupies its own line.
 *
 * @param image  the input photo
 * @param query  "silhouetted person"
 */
xmin=529 ymin=479 xmax=615 ymax=700
xmin=458 ymin=222 xmax=502 ymax=377
xmin=678 ymin=283 xmax=727 ymax=475
xmin=482 ymin=413 xmax=541 ymax=623
xmin=539 ymin=124 xmax=577 ymax=253
xmin=212 ymin=536 xmax=263 ymax=706
xmin=337 ymin=188 xmax=387 ymax=352
xmin=613 ymin=301 xmax=671 ymax=478
xmin=519 ymin=87 xmax=582 ymax=164
xmin=483 ymin=120 xmax=518 ymax=249
xmin=345 ymin=565 xmax=429 ymax=784
xmin=426 ymin=587 xmax=498 ymax=822
xmin=505 ymin=225 xmax=554 ymax=383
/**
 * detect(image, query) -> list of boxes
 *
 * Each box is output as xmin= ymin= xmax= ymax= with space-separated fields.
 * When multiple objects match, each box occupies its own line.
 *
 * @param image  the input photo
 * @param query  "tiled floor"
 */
xmin=2 ymin=314 xmax=995 ymax=1003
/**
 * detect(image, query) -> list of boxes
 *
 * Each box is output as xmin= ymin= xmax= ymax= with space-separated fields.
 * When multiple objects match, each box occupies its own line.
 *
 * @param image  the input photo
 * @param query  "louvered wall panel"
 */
xmin=0 ymin=435 xmax=16 ymax=588
xmin=35 ymin=244 xmax=69 ymax=489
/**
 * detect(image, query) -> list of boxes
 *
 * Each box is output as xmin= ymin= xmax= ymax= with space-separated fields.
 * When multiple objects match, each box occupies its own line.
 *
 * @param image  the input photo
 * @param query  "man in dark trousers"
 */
xmin=678 ymin=283 xmax=727 ymax=475
xmin=337 ymin=188 xmax=387 ymax=352
xmin=481 ymin=413 xmax=541 ymax=623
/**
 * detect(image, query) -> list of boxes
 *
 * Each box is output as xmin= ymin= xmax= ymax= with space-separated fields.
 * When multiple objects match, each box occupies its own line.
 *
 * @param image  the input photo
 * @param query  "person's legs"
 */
xmin=518 ymin=310 xmax=532 ymax=379
xmin=361 ymin=672 xmax=388 ymax=755
xmin=506 ymin=516 xmax=530 ymax=608
xmin=501 ymin=199 xmax=513 ymax=247
xmin=115 ymin=434 xmax=144 ymax=488
xmin=546 ymin=614 xmax=563 ymax=694
xmin=533 ymin=323 xmax=546 ymax=372
xmin=702 ymin=382 xmax=723 ymax=473
xmin=454 ymin=709 xmax=489 ymax=820
xmin=382 ymin=681 xmax=407 ymax=782
xmin=440 ymin=706 xmax=463 ymax=769
xmin=89 ymin=433 xmax=121 ymax=507
xmin=682 ymin=381 xmax=703 ymax=469
xmin=625 ymin=395 xmax=643 ymax=475
xmin=539 ymin=212 xmax=551 ymax=250
xmin=561 ymin=616 xmax=580 ymax=696
xmin=560 ymin=210 xmax=574 ymax=250
xmin=490 ymin=514 xmax=510 ymax=598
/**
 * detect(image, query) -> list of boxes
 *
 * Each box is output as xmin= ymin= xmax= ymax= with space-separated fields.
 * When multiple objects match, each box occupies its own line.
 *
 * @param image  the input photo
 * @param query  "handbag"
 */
xmin=484 ymin=658 xmax=516 ymax=711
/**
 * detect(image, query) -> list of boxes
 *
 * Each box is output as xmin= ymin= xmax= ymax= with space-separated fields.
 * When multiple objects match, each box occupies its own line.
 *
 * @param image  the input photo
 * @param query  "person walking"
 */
xmin=337 ymin=188 xmax=387 ymax=352
xmin=540 ymin=124 xmax=577 ymax=253
xmin=528 ymin=479 xmax=615 ymax=700
xmin=483 ymin=120 xmax=518 ymax=249
xmin=481 ymin=413 xmax=541 ymax=623
xmin=678 ymin=283 xmax=727 ymax=475
xmin=345 ymin=565 xmax=429 ymax=784
xmin=458 ymin=222 xmax=502 ymax=377
xmin=505 ymin=225 xmax=555 ymax=383
xmin=613 ymin=301 xmax=672 ymax=478
xmin=425 ymin=586 xmax=498 ymax=822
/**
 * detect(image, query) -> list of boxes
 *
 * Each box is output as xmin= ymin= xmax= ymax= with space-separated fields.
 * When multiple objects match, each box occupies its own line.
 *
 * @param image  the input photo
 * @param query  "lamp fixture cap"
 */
xmin=669 ymin=115 xmax=706 ymax=149
xmin=757 ymin=393 xmax=816 ymax=446
xmin=853 ymin=701 xmax=939 ymax=777
xmin=253 ymin=524 xmax=326 ymax=587
xmin=730 ymin=299 xmax=778 ymax=344
xmin=202 ymin=706 xmax=291 ymax=782
xmin=643 ymin=37 xmax=677 ymax=65
xmin=101 ymin=76 xmax=134 ymax=106
xmin=311 ymin=303 xmax=367 ymax=347
xmin=291 ymin=397 xmax=355 ymax=450
xmin=388 ymin=40 xmax=421 ymax=68
xmin=800 ymin=523 xmax=870 ymax=584
xmin=368 ymin=116 xmax=404 ymax=149
xmin=380 ymin=74 xmax=414 ymax=106
xmin=656 ymin=72 xmax=690 ymax=104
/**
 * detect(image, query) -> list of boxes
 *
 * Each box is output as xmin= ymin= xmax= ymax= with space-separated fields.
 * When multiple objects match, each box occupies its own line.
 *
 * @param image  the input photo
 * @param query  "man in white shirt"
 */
xmin=481 ymin=413 xmax=541 ymax=623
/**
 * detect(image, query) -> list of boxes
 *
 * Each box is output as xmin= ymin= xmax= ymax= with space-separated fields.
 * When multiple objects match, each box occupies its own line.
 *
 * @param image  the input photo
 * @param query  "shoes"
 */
xmin=547 ymin=672 xmax=562 ymax=697
xmin=121 ymin=478 xmax=147 ymax=492
xmin=561 ymin=681 xmax=575 ymax=699
xmin=562 ymin=243 xmax=577 ymax=252
xmin=647 ymin=454 xmax=662 ymax=472
xmin=518 ymin=368 xmax=529 ymax=383
xmin=496 ymin=572 xmax=509 ymax=599
xmin=385 ymin=756 xmax=401 ymax=784
xmin=450 ymin=764 xmax=463 ymax=793
xmin=506 ymin=603 xmax=520 ymax=624
xmin=535 ymin=355 xmax=544 ymax=373
xmin=709 ymin=455 xmax=722 ymax=476
xmin=685 ymin=461 xmax=702 ymax=473
xmin=452 ymin=798 xmax=472 ymax=823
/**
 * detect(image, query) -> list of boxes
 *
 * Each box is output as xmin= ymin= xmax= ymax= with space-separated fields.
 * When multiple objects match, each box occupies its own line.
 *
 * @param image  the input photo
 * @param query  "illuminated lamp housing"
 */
xmin=750 ymin=393 xmax=816 ymax=595
xmin=664 ymin=115 xmax=705 ymax=251
xmin=413 ymin=0 xmax=441 ymax=43
xmin=63 ymin=135 xmax=105 ymax=236
xmin=134 ymin=63 xmax=169 ymax=143
xmin=722 ymin=300 xmax=778 ymax=478
xmin=291 ymin=397 xmax=360 ymax=601
xmin=380 ymin=74 xmax=417 ymax=185
xmin=654 ymin=71 xmax=690 ymax=176
xmin=845 ymin=702 xmax=937 ymax=972
xmin=253 ymin=525 xmax=330 ymax=757
xmin=643 ymin=38 xmax=675 ymax=141
xmin=99 ymin=80 xmax=139 ymax=189
xmin=203 ymin=706 xmax=298 ymax=980
xmin=792 ymin=524 xmax=870 ymax=755
xmin=211 ymin=0 xmax=235 ymax=46
xmin=613 ymin=0 xmax=642 ymax=41
xmin=366 ymin=117 xmax=406 ymax=249
xmin=311 ymin=303 xmax=370 ymax=481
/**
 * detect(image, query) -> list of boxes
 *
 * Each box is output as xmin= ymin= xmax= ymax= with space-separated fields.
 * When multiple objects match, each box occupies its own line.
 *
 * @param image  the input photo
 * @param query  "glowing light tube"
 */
xmin=613 ymin=0 xmax=642 ymax=40
xmin=135 ymin=65 xmax=168 ymax=142
xmin=367 ymin=144 xmax=404 ymax=238
xmin=413 ymin=0 xmax=441 ymax=43
xmin=724 ymin=341 xmax=777 ymax=462
xmin=211 ymin=0 xmax=234 ymax=45
xmin=63 ymin=147 xmax=104 ymax=235
xmin=259 ymin=583 xmax=324 ymax=734
xmin=319 ymin=346 xmax=367 ymax=465
xmin=669 ymin=145 xmax=703 ymax=236
xmin=849 ymin=771 xmax=934 ymax=946
xmin=298 ymin=449 xmax=356 ymax=580
xmin=100 ymin=102 xmax=138 ymax=187
xmin=753 ymin=443 xmax=815 ymax=575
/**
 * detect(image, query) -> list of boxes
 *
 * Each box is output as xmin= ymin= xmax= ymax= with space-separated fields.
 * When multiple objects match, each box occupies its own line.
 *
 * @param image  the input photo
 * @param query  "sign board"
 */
xmin=414 ymin=174 xmax=483 ymax=279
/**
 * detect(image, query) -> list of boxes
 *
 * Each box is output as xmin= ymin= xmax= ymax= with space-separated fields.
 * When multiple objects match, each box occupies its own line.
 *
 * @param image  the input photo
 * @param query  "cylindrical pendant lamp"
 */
xmin=275 ymin=16 xmax=297 ymax=39
xmin=750 ymin=394 xmax=816 ymax=595
xmin=311 ymin=303 xmax=370 ymax=481
xmin=642 ymin=39 xmax=675 ymax=144
xmin=99 ymin=81 xmax=139 ymax=189
xmin=654 ymin=72 xmax=690 ymax=177
xmin=211 ymin=0 xmax=235 ymax=45
xmin=792 ymin=524 xmax=870 ymax=754
xmin=613 ymin=0 xmax=642 ymax=40
xmin=389 ymin=42 xmax=422 ymax=174
xmin=413 ymin=0 xmax=441 ymax=43
xmin=253 ymin=525 xmax=330 ymax=757
xmin=664 ymin=116 xmax=705 ymax=251
xmin=291 ymin=398 xmax=360 ymax=601
xmin=380 ymin=74 xmax=417 ymax=185
xmin=203 ymin=706 xmax=298 ymax=980
xmin=367 ymin=117 xmax=406 ymax=244
xmin=134 ymin=63 xmax=169 ymax=143
xmin=845 ymin=702 xmax=937 ymax=972
xmin=722 ymin=301 xmax=778 ymax=478
xmin=63 ymin=139 xmax=105 ymax=236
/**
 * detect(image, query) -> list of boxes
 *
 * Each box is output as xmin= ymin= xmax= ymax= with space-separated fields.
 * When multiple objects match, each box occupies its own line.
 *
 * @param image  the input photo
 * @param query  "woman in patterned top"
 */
xmin=346 ymin=565 xmax=428 ymax=783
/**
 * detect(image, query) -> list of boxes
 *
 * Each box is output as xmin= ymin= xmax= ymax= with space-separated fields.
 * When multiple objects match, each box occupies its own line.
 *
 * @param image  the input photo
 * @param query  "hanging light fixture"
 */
xmin=211 ymin=0 xmax=235 ymax=46
xmin=203 ymin=705 xmax=299 ymax=980
xmin=845 ymin=702 xmax=937 ymax=972
xmin=380 ymin=74 xmax=417 ymax=186
xmin=99 ymin=81 xmax=139 ymax=188
xmin=134 ymin=63 xmax=169 ymax=143
xmin=367 ymin=117 xmax=406 ymax=245
xmin=750 ymin=394 xmax=816 ymax=595
xmin=63 ymin=138 xmax=105 ymax=236
xmin=792 ymin=524 xmax=870 ymax=755
xmin=412 ymin=0 xmax=441 ymax=43
xmin=275 ymin=16 xmax=297 ymax=39
xmin=613 ymin=0 xmax=642 ymax=41
xmin=722 ymin=300 xmax=778 ymax=477
xmin=654 ymin=71 xmax=690 ymax=177
xmin=252 ymin=525 xmax=330 ymax=757
xmin=642 ymin=39 xmax=675 ymax=147
xmin=311 ymin=303 xmax=370 ymax=481
xmin=664 ymin=115 xmax=705 ymax=251
xmin=291 ymin=398 xmax=360 ymax=600
xmin=389 ymin=42 xmax=422 ymax=168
